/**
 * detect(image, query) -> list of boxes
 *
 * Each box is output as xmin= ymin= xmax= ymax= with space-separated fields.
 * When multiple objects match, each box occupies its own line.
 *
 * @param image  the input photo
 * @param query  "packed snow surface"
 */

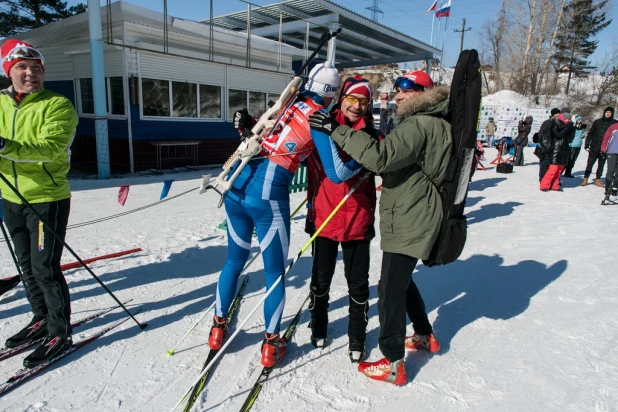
xmin=1 ymin=149 xmax=617 ymax=412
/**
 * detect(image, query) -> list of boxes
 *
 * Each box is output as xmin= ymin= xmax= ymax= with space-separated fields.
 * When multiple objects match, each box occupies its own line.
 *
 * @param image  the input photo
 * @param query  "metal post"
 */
xmin=327 ymin=22 xmax=339 ymax=65
xmin=87 ymin=0 xmax=111 ymax=179
xmin=246 ymin=4 xmax=251 ymax=68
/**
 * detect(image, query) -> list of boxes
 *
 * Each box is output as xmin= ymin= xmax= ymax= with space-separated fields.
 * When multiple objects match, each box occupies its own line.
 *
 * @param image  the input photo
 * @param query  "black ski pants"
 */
xmin=539 ymin=157 xmax=549 ymax=181
xmin=309 ymin=236 xmax=370 ymax=345
xmin=379 ymin=252 xmax=432 ymax=362
xmin=564 ymin=147 xmax=581 ymax=176
xmin=584 ymin=150 xmax=606 ymax=180
xmin=605 ymin=154 xmax=618 ymax=193
xmin=2 ymin=198 xmax=71 ymax=337
xmin=514 ymin=145 xmax=525 ymax=166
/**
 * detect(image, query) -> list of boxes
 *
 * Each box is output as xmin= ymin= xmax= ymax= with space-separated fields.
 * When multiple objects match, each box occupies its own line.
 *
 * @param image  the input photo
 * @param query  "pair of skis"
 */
xmin=0 ymin=299 xmax=133 ymax=362
xmin=0 ymin=301 xmax=140 ymax=397
xmin=181 ymin=276 xmax=250 ymax=411
xmin=179 ymin=292 xmax=309 ymax=412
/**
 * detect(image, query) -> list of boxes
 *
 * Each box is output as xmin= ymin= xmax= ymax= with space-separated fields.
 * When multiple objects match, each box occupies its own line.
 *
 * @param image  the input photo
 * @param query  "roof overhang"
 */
xmin=204 ymin=0 xmax=441 ymax=68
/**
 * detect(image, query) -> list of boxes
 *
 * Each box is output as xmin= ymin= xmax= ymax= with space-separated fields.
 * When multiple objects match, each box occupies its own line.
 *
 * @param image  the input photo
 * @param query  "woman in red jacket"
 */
xmin=305 ymin=76 xmax=380 ymax=363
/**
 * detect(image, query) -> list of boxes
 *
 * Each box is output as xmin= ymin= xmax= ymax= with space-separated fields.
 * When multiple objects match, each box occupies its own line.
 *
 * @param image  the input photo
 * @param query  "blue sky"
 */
xmin=69 ymin=0 xmax=618 ymax=68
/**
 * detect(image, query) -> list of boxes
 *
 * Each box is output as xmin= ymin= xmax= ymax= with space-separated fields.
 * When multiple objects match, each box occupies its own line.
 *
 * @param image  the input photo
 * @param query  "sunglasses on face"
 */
xmin=2 ymin=46 xmax=45 ymax=64
xmin=343 ymin=94 xmax=370 ymax=106
xmin=393 ymin=77 xmax=425 ymax=92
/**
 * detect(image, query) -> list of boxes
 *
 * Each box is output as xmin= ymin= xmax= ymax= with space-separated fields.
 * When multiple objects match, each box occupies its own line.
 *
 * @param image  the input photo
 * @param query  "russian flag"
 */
xmin=435 ymin=0 xmax=451 ymax=18
xmin=426 ymin=0 xmax=438 ymax=15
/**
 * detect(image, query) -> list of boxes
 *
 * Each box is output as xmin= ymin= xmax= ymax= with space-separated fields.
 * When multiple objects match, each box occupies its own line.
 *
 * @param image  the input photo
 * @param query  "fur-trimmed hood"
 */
xmin=396 ymin=85 xmax=450 ymax=121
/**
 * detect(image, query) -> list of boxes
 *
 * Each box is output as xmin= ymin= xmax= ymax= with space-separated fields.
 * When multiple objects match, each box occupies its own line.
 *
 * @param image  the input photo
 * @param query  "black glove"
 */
xmin=233 ymin=108 xmax=251 ymax=130
xmin=309 ymin=111 xmax=339 ymax=135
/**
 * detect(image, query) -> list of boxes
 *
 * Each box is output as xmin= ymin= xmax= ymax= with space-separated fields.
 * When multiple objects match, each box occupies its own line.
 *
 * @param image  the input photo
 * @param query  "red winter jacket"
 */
xmin=305 ymin=108 xmax=379 ymax=241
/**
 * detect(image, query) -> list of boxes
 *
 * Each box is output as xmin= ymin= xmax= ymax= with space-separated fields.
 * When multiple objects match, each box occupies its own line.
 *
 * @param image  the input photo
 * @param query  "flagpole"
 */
xmin=430 ymin=12 xmax=435 ymax=46
xmin=441 ymin=15 xmax=449 ymax=55
xmin=436 ymin=0 xmax=442 ymax=46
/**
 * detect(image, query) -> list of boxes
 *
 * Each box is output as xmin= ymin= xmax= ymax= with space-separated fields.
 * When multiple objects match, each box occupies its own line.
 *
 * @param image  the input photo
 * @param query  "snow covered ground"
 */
xmin=1 ymin=148 xmax=617 ymax=412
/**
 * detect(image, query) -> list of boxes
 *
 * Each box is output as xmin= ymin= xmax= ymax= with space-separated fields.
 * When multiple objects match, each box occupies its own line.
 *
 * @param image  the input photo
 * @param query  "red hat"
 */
xmin=339 ymin=76 xmax=371 ymax=102
xmin=1 ymin=39 xmax=45 ymax=78
xmin=402 ymin=70 xmax=434 ymax=89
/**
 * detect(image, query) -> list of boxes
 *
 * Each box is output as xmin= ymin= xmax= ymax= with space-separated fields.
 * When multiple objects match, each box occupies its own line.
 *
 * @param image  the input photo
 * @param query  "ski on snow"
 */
xmin=239 ymin=294 xmax=310 ymax=412
xmin=182 ymin=275 xmax=250 ymax=412
xmin=0 ymin=299 xmax=133 ymax=362
xmin=0 ymin=308 xmax=142 ymax=397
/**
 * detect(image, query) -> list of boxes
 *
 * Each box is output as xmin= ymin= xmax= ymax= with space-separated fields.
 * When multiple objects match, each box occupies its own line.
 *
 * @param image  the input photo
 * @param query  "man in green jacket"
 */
xmin=0 ymin=39 xmax=78 ymax=368
xmin=310 ymin=71 xmax=451 ymax=385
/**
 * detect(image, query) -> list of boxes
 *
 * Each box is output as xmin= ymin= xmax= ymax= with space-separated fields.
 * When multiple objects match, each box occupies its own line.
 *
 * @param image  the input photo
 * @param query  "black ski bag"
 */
xmin=423 ymin=49 xmax=482 ymax=267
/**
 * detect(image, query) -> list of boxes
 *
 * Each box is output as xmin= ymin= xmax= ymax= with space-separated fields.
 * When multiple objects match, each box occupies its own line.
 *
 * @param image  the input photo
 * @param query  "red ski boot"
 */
xmin=358 ymin=357 xmax=406 ymax=386
xmin=405 ymin=333 xmax=440 ymax=353
xmin=261 ymin=333 xmax=286 ymax=368
xmin=207 ymin=315 xmax=228 ymax=350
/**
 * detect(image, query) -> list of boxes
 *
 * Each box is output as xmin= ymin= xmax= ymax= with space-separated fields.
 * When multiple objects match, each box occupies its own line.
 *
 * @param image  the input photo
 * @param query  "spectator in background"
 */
xmin=581 ymin=107 xmax=617 ymax=187
xmin=485 ymin=117 xmax=496 ymax=146
xmin=514 ymin=116 xmax=532 ymax=166
xmin=535 ymin=108 xmax=561 ymax=181
xmin=600 ymin=122 xmax=618 ymax=196
xmin=564 ymin=115 xmax=587 ymax=178
xmin=540 ymin=112 xmax=574 ymax=191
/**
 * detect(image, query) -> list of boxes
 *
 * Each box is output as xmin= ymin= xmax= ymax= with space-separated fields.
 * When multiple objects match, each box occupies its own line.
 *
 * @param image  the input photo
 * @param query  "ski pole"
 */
xmin=171 ymin=176 xmax=366 ymax=411
xmin=0 ymin=174 xmax=147 ymax=331
xmin=0 ymin=217 xmax=22 ymax=277
xmin=165 ymin=198 xmax=308 ymax=356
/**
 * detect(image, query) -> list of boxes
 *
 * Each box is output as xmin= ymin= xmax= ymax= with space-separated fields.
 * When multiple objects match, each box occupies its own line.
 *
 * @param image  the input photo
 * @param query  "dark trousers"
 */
xmin=2 ymin=198 xmax=71 ymax=336
xmin=378 ymin=252 xmax=432 ymax=362
xmin=605 ymin=154 xmax=618 ymax=193
xmin=514 ymin=145 xmax=525 ymax=166
xmin=309 ymin=237 xmax=370 ymax=344
xmin=584 ymin=150 xmax=606 ymax=179
xmin=539 ymin=158 xmax=549 ymax=181
xmin=564 ymin=147 xmax=581 ymax=176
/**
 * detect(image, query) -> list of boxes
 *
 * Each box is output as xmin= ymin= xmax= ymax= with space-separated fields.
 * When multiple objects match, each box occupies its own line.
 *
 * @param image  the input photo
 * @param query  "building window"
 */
xmin=228 ymin=89 xmax=247 ymax=121
xmin=172 ymin=82 xmax=197 ymax=118
xmin=141 ymin=78 xmax=222 ymax=119
xmin=79 ymin=78 xmax=94 ymax=114
xmin=199 ymin=84 xmax=221 ymax=119
xmin=109 ymin=77 xmax=125 ymax=115
xmin=142 ymin=78 xmax=170 ymax=117
xmin=228 ymin=90 xmax=275 ymax=119
xmin=78 ymin=77 xmax=125 ymax=116
xmin=249 ymin=91 xmax=266 ymax=117
xmin=268 ymin=93 xmax=280 ymax=107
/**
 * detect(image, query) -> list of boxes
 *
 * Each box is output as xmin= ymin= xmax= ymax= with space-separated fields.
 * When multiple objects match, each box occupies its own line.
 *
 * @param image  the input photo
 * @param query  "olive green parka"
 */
xmin=329 ymin=86 xmax=452 ymax=259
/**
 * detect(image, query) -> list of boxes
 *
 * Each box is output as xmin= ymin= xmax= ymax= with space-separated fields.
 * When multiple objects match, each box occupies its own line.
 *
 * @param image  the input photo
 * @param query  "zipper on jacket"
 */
xmin=42 ymin=164 xmax=58 ymax=186
xmin=11 ymin=108 xmax=19 ymax=190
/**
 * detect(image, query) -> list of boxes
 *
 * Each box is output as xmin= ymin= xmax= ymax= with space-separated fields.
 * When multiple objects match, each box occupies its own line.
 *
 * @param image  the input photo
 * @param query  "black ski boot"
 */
xmin=4 ymin=316 xmax=48 ymax=348
xmin=23 ymin=335 xmax=72 ymax=368
xmin=348 ymin=338 xmax=366 ymax=363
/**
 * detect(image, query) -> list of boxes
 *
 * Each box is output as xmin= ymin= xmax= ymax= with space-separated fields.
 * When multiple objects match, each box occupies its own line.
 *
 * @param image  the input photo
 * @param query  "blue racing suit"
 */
xmin=215 ymin=92 xmax=360 ymax=333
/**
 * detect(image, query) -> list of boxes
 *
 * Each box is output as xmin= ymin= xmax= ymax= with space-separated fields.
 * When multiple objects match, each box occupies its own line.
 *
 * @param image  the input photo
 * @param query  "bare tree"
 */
xmin=478 ymin=3 xmax=508 ymax=92
xmin=538 ymin=0 xmax=567 ymax=94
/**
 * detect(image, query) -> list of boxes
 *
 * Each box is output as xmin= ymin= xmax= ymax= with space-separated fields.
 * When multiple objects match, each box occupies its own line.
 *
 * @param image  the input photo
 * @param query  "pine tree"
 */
xmin=0 ymin=0 xmax=86 ymax=37
xmin=553 ymin=0 xmax=611 ymax=95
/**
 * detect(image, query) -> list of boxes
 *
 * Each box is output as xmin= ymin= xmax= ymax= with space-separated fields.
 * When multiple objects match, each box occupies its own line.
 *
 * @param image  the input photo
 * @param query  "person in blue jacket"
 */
xmin=564 ymin=114 xmax=587 ymax=178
